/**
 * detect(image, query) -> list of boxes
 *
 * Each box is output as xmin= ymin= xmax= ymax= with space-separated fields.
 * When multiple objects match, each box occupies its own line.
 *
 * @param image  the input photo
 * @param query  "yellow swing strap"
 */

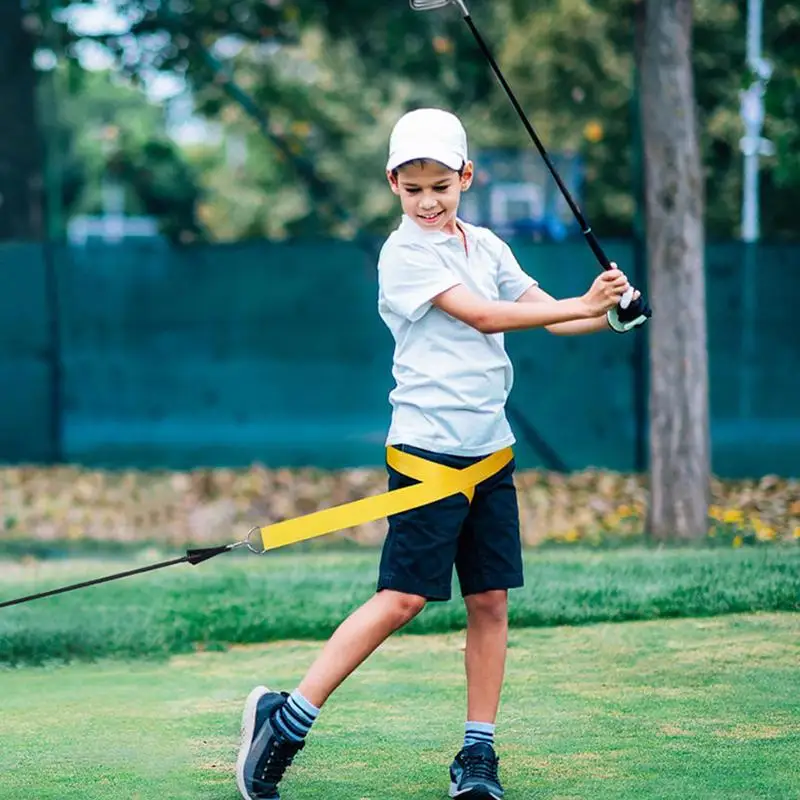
xmin=258 ymin=446 xmax=514 ymax=552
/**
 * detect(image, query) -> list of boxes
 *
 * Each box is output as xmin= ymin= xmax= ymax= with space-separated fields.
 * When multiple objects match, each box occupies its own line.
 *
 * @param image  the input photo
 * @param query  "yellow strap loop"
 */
xmin=386 ymin=447 xmax=478 ymax=503
xmin=258 ymin=446 xmax=513 ymax=552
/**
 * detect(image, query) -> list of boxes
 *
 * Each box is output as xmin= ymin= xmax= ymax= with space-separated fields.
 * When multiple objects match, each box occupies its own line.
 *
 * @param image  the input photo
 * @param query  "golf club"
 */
xmin=410 ymin=0 xmax=651 ymax=320
xmin=410 ymin=0 xmax=608 ymax=264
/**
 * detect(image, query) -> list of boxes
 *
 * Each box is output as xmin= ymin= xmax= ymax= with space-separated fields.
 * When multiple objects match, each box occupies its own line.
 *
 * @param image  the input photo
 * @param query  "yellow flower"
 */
xmin=732 ymin=535 xmax=743 ymax=548
xmin=563 ymin=528 xmax=580 ymax=543
xmin=793 ymin=527 xmax=800 ymax=539
xmin=754 ymin=522 xmax=776 ymax=541
xmin=708 ymin=505 xmax=724 ymax=521
xmin=723 ymin=508 xmax=744 ymax=525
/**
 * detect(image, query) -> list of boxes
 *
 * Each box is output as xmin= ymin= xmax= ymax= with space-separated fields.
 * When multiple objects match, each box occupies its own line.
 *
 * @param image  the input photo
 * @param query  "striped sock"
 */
xmin=464 ymin=721 xmax=495 ymax=749
xmin=273 ymin=690 xmax=320 ymax=743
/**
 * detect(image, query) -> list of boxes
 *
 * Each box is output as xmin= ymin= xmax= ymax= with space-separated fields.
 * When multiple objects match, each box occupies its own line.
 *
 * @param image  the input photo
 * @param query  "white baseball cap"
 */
xmin=386 ymin=108 xmax=468 ymax=172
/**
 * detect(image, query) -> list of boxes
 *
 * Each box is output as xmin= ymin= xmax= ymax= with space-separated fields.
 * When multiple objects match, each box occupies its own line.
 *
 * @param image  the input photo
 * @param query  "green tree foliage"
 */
xmin=8 ymin=0 xmax=800 ymax=241
xmin=760 ymin=0 xmax=800 ymax=236
xmin=46 ymin=66 xmax=205 ymax=242
xmin=182 ymin=28 xmax=450 ymax=238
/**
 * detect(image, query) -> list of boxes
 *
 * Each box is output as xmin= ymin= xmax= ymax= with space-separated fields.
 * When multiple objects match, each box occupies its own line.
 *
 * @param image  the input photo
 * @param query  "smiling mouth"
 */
xmin=418 ymin=211 xmax=443 ymax=221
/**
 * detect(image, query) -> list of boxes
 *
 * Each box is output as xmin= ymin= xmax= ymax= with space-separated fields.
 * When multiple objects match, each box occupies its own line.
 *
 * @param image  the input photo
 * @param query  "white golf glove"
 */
xmin=607 ymin=286 xmax=651 ymax=333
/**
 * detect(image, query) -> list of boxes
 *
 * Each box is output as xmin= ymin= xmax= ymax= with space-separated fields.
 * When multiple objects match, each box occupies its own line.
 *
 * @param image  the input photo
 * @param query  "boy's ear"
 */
xmin=387 ymin=170 xmax=401 ymax=196
xmin=460 ymin=161 xmax=475 ymax=192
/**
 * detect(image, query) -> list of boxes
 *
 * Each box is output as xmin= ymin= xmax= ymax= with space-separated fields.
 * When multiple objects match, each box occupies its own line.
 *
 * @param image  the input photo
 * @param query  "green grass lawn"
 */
xmin=1 ymin=547 xmax=798 ymax=666
xmin=0 ymin=613 xmax=797 ymax=799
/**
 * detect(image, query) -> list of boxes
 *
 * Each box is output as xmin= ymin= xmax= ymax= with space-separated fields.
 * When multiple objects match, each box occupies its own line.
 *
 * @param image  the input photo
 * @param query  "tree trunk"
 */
xmin=638 ymin=0 xmax=710 ymax=540
xmin=0 ymin=2 xmax=43 ymax=241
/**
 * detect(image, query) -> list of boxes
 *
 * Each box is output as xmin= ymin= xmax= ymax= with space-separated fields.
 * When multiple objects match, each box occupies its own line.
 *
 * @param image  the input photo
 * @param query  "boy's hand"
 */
xmin=581 ymin=266 xmax=631 ymax=317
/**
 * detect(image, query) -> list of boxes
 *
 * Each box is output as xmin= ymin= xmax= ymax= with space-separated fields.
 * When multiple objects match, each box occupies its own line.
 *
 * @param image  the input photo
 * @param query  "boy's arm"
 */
xmin=433 ymin=285 xmax=594 ymax=334
xmin=516 ymin=284 xmax=611 ymax=335
xmin=432 ymin=269 xmax=631 ymax=334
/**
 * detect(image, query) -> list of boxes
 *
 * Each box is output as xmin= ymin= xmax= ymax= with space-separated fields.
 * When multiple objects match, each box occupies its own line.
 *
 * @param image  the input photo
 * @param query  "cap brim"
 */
xmin=386 ymin=145 xmax=464 ymax=172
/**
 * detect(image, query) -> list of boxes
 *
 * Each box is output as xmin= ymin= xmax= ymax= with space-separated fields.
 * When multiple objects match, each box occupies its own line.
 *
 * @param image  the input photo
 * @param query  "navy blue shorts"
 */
xmin=377 ymin=444 xmax=524 ymax=602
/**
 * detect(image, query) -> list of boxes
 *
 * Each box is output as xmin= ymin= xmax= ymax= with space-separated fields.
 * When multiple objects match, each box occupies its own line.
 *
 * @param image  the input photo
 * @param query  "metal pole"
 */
xmin=740 ymin=0 xmax=769 ymax=244
xmin=738 ymin=0 xmax=772 ymax=419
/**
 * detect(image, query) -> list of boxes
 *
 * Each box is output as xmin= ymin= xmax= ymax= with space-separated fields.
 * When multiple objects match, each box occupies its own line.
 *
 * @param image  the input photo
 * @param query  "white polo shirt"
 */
xmin=377 ymin=215 xmax=537 ymax=456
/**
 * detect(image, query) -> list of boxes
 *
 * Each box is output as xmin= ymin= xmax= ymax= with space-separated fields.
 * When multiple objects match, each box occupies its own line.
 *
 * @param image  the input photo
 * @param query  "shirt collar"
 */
xmin=398 ymin=214 xmax=471 ymax=246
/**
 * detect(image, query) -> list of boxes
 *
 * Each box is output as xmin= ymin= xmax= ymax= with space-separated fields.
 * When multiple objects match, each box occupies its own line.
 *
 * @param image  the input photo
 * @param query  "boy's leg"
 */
xmin=450 ymin=456 xmax=522 ymax=799
xmin=298 ymin=588 xmax=427 ymax=706
xmin=463 ymin=589 xmax=509 ymax=724
xmin=447 ymin=590 xmax=509 ymax=800
xmin=237 ymin=588 xmax=426 ymax=800
xmin=237 ymin=445 xmax=470 ymax=800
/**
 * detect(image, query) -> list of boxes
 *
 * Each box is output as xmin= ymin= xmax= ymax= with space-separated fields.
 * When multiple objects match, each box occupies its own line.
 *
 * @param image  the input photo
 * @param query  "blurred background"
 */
xmin=0 ymin=0 xmax=798 ymax=550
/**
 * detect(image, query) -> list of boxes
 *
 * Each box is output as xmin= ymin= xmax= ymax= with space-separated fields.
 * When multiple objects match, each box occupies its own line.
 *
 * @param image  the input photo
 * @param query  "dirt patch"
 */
xmin=518 ymin=753 xmax=620 ymax=780
xmin=714 ymin=723 xmax=800 ymax=741
xmin=669 ymin=638 xmax=799 ymax=667
xmin=660 ymin=724 xmax=694 ymax=737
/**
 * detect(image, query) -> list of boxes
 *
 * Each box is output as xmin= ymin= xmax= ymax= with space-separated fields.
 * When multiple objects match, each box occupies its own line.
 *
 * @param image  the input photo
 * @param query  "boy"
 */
xmin=236 ymin=108 xmax=648 ymax=800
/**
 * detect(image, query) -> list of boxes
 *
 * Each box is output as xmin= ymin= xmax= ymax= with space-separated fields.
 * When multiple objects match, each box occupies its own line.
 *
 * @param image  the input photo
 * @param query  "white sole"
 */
xmin=236 ymin=685 xmax=271 ymax=800
xmin=449 ymin=782 xmax=503 ymax=800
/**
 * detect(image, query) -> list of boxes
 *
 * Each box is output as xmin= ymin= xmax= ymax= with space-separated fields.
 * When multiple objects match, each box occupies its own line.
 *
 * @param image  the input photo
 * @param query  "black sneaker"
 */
xmin=449 ymin=741 xmax=504 ymax=799
xmin=236 ymin=686 xmax=305 ymax=800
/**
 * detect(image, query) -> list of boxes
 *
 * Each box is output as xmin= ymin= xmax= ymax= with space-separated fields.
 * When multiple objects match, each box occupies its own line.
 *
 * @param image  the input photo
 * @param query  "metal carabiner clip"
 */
xmin=243 ymin=526 xmax=266 ymax=555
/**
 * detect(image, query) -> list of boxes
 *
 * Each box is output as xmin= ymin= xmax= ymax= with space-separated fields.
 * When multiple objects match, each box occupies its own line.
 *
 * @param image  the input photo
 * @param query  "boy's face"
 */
xmin=388 ymin=159 xmax=474 ymax=235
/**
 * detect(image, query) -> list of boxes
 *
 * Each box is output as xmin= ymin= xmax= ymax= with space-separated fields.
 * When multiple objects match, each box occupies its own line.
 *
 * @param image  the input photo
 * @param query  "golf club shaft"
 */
xmin=460 ymin=13 xmax=612 ymax=270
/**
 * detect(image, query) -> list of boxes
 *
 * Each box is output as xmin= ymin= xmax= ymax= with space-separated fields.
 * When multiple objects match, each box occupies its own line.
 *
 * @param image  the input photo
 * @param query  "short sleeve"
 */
xmin=497 ymin=242 xmax=537 ymax=302
xmin=379 ymin=242 xmax=460 ymax=322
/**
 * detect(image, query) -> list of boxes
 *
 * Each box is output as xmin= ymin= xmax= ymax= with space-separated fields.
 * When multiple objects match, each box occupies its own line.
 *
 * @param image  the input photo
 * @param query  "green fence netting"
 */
xmin=0 ymin=238 xmax=797 ymax=478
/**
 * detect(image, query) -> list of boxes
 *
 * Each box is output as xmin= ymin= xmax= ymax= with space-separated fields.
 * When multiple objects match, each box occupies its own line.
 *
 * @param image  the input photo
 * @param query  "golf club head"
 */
xmin=410 ymin=0 xmax=451 ymax=8
xmin=409 ymin=0 xmax=469 ymax=14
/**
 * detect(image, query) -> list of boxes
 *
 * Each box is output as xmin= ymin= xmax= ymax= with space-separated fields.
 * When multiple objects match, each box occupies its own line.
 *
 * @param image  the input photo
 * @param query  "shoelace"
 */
xmin=258 ymin=737 xmax=304 ymax=784
xmin=462 ymin=752 xmax=499 ymax=783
